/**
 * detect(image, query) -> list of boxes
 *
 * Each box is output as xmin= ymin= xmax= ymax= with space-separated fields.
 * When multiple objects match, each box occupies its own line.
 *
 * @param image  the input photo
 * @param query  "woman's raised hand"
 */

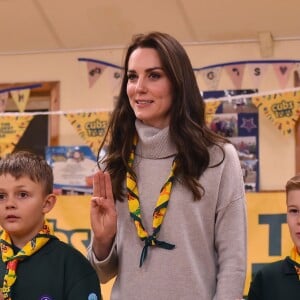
xmin=90 ymin=170 xmax=117 ymax=260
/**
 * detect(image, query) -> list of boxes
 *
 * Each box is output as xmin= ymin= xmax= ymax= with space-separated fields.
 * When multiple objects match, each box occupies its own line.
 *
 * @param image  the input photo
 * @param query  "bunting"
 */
xmin=10 ymin=88 xmax=31 ymax=112
xmin=64 ymin=111 xmax=111 ymax=156
xmin=252 ymin=90 xmax=300 ymax=135
xmin=86 ymin=61 xmax=107 ymax=88
xmin=273 ymin=63 xmax=294 ymax=89
xmin=224 ymin=64 xmax=246 ymax=90
xmin=105 ymin=67 xmax=123 ymax=96
xmin=247 ymin=64 xmax=268 ymax=89
xmin=198 ymin=67 xmax=222 ymax=90
xmin=0 ymin=92 xmax=8 ymax=113
xmin=0 ymin=115 xmax=33 ymax=157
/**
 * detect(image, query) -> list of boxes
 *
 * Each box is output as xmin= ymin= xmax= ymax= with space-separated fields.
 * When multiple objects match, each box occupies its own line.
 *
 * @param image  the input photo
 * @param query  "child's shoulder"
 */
xmin=48 ymin=238 xmax=87 ymax=258
xmin=256 ymin=258 xmax=290 ymax=277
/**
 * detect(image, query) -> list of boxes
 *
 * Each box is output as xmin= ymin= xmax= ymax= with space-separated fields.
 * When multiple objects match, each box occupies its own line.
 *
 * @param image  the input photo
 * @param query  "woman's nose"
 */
xmin=135 ymin=77 xmax=147 ymax=93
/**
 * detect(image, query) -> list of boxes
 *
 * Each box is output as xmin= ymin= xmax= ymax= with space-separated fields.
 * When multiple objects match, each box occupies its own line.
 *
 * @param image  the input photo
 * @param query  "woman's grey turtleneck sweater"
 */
xmin=88 ymin=120 xmax=247 ymax=300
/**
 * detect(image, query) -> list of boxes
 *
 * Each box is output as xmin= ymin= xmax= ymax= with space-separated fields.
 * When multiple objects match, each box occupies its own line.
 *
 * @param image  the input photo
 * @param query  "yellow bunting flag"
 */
xmin=0 ymin=92 xmax=8 ymax=112
xmin=205 ymin=100 xmax=221 ymax=126
xmin=10 ymin=89 xmax=31 ymax=112
xmin=252 ymin=91 xmax=300 ymax=135
xmin=64 ymin=112 xmax=111 ymax=156
xmin=0 ymin=115 xmax=33 ymax=158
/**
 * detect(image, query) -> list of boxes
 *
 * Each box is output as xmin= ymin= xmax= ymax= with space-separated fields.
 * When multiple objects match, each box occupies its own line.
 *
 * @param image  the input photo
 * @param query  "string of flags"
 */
xmin=0 ymin=86 xmax=299 ymax=159
xmin=0 ymin=84 xmax=42 ymax=112
xmin=78 ymin=58 xmax=300 ymax=91
xmin=0 ymin=109 xmax=111 ymax=158
xmin=1 ymin=59 xmax=300 ymax=159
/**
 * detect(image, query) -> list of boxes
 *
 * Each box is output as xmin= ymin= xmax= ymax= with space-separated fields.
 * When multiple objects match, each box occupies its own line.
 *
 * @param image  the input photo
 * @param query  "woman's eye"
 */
xmin=149 ymin=72 xmax=161 ymax=79
xmin=0 ymin=194 xmax=5 ymax=200
xmin=127 ymin=73 xmax=137 ymax=81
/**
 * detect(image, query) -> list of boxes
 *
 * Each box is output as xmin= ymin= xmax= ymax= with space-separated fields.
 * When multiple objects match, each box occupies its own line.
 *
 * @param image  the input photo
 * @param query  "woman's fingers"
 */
xmin=93 ymin=172 xmax=101 ymax=197
xmin=104 ymin=172 xmax=113 ymax=201
xmin=93 ymin=171 xmax=107 ymax=198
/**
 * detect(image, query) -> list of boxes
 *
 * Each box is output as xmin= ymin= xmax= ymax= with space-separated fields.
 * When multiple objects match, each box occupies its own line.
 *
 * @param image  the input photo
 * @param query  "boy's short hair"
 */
xmin=0 ymin=151 xmax=53 ymax=195
xmin=286 ymin=174 xmax=300 ymax=193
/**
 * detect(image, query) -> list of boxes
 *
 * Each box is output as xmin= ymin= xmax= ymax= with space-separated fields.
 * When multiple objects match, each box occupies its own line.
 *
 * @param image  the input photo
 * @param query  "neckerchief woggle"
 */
xmin=126 ymin=135 xmax=176 ymax=267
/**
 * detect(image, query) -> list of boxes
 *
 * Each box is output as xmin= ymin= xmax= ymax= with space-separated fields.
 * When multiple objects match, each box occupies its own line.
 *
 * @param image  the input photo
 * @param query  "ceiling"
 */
xmin=1 ymin=0 xmax=300 ymax=55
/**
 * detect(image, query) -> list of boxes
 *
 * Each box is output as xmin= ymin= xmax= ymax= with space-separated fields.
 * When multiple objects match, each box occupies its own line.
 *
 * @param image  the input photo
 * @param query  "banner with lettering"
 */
xmin=252 ymin=90 xmax=300 ymax=135
xmin=64 ymin=111 xmax=111 ymax=156
xmin=0 ymin=115 xmax=33 ymax=158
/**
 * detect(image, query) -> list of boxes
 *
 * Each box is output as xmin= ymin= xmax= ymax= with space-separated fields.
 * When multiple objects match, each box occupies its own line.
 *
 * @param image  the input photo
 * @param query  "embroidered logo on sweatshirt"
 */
xmin=88 ymin=293 xmax=98 ymax=300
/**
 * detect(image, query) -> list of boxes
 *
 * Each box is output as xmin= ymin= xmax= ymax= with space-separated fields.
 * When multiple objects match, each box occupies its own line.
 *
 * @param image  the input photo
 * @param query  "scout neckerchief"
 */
xmin=289 ymin=246 xmax=300 ymax=280
xmin=0 ymin=220 xmax=55 ymax=300
xmin=126 ymin=135 xmax=176 ymax=267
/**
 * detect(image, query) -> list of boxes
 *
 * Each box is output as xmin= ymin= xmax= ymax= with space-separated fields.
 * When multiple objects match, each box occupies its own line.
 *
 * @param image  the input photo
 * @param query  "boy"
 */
xmin=0 ymin=151 xmax=101 ymax=300
xmin=247 ymin=174 xmax=300 ymax=299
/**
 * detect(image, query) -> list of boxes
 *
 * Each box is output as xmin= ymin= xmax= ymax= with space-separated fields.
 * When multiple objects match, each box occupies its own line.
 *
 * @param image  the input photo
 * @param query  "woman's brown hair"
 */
xmin=98 ymin=32 xmax=228 ymax=201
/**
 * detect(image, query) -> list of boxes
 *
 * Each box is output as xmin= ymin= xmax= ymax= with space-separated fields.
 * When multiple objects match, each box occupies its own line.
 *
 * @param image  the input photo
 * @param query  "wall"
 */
xmin=0 ymin=39 xmax=299 ymax=190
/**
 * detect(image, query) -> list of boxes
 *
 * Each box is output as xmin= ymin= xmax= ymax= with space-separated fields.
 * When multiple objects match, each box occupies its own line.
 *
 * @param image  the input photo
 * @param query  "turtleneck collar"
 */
xmin=135 ymin=119 xmax=177 ymax=159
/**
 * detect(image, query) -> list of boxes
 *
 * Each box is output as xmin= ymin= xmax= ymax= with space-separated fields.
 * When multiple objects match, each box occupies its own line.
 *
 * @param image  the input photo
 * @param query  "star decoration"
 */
xmin=240 ymin=117 xmax=257 ymax=133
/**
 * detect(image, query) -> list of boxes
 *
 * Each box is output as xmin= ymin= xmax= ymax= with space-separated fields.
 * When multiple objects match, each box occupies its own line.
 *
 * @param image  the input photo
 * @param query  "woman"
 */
xmin=88 ymin=31 xmax=247 ymax=300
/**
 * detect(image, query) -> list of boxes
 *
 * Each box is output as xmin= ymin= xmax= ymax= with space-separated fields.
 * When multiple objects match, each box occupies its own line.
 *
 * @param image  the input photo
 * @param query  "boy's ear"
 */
xmin=42 ymin=194 xmax=56 ymax=213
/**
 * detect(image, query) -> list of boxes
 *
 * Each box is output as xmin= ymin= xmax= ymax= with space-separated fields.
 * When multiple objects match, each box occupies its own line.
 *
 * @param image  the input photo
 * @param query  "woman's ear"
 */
xmin=42 ymin=194 xmax=57 ymax=213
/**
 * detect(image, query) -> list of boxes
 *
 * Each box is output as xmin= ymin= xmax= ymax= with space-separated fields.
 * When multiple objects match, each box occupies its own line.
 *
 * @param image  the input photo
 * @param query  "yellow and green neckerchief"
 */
xmin=289 ymin=246 xmax=300 ymax=279
xmin=0 ymin=220 xmax=55 ymax=300
xmin=126 ymin=135 xmax=176 ymax=267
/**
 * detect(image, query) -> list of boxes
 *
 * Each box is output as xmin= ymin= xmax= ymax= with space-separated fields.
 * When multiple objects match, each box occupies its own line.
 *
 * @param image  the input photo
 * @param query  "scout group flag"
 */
xmin=0 ymin=115 xmax=33 ymax=157
xmin=252 ymin=90 xmax=300 ymax=135
xmin=64 ymin=111 xmax=111 ymax=156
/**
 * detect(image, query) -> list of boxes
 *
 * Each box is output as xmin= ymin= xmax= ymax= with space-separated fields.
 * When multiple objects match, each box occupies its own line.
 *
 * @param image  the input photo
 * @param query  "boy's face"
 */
xmin=0 ymin=174 xmax=53 ymax=248
xmin=287 ymin=189 xmax=300 ymax=252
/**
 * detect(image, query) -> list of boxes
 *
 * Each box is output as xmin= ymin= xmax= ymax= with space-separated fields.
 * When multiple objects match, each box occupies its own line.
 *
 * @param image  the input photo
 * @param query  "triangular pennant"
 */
xmin=0 ymin=92 xmax=9 ymax=112
xmin=273 ymin=63 xmax=294 ymax=89
xmin=105 ymin=67 xmax=123 ymax=96
xmin=252 ymin=90 xmax=300 ymax=135
xmin=247 ymin=64 xmax=268 ymax=89
xmin=200 ymin=67 xmax=222 ymax=90
xmin=10 ymin=89 xmax=31 ymax=112
xmin=0 ymin=115 xmax=33 ymax=157
xmin=64 ymin=112 xmax=111 ymax=156
xmin=87 ymin=61 xmax=108 ymax=88
xmin=224 ymin=64 xmax=245 ymax=89
xmin=295 ymin=63 xmax=300 ymax=76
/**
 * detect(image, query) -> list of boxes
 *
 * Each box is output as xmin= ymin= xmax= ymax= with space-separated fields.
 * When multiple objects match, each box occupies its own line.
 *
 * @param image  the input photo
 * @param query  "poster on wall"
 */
xmin=203 ymin=89 xmax=259 ymax=192
xmin=45 ymin=145 xmax=98 ymax=195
